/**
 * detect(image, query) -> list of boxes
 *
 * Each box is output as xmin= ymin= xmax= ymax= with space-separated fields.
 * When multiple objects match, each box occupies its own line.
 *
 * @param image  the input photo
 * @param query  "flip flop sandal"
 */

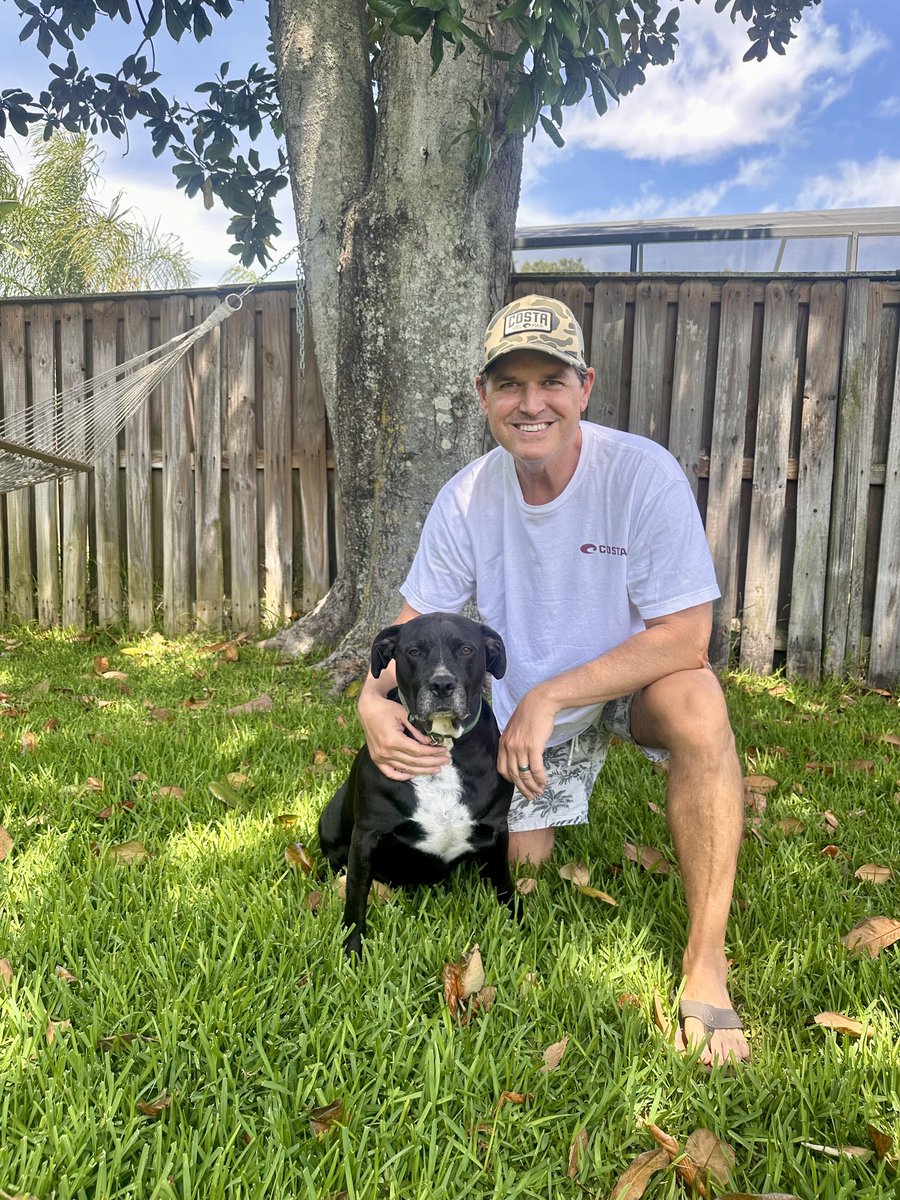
xmin=678 ymin=999 xmax=746 ymax=1066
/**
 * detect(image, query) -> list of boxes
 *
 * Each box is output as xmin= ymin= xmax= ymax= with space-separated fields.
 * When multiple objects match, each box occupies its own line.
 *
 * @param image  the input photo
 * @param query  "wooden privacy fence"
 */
xmin=0 ymin=273 xmax=898 ymax=688
xmin=0 ymin=283 xmax=333 ymax=636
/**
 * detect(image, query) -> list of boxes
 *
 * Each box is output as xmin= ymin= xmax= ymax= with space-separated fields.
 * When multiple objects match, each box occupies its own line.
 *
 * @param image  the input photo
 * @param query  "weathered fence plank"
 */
xmin=225 ymin=299 xmax=258 ymax=630
xmin=123 ymin=300 xmax=154 ymax=629
xmin=669 ymin=281 xmax=713 ymax=499
xmin=161 ymin=296 xmax=193 ymax=634
xmin=194 ymin=294 xmax=223 ymax=631
xmin=29 ymin=305 xmax=60 ymax=627
xmin=60 ymin=303 xmax=88 ymax=628
xmin=296 ymin=311 xmax=329 ymax=611
xmin=589 ymin=281 xmax=627 ymax=427
xmin=824 ymin=280 xmax=880 ymax=676
xmin=786 ymin=283 xmax=844 ymax=679
xmin=741 ymin=283 xmax=799 ymax=673
xmin=91 ymin=301 xmax=122 ymax=625
xmin=869 ymin=324 xmax=900 ymax=689
xmin=629 ymin=281 xmax=669 ymax=442
xmin=1 ymin=305 xmax=34 ymax=620
xmin=260 ymin=291 xmax=292 ymax=624
xmin=705 ymin=282 xmax=756 ymax=667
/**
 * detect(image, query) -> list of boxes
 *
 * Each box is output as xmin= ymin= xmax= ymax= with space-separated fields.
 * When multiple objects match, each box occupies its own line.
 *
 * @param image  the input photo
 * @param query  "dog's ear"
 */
xmin=479 ymin=624 xmax=507 ymax=680
xmin=370 ymin=625 xmax=402 ymax=678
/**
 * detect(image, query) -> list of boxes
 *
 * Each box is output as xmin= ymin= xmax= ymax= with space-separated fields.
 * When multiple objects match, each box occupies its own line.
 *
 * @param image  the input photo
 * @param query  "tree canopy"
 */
xmin=2 ymin=1 xmax=821 ymax=266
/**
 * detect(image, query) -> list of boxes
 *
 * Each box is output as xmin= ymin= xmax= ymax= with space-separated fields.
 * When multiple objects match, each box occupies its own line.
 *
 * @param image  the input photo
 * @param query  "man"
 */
xmin=358 ymin=295 xmax=748 ymax=1066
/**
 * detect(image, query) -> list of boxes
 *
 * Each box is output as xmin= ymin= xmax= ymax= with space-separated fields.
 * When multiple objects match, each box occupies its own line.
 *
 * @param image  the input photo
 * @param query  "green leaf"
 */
xmin=540 ymin=112 xmax=565 ymax=147
xmin=551 ymin=2 xmax=581 ymax=47
xmin=390 ymin=7 xmax=433 ymax=40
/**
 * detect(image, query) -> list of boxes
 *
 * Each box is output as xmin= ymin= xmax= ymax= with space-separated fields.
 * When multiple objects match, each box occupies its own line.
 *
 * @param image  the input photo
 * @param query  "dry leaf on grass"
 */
xmin=225 ymin=693 xmax=273 ymax=716
xmin=309 ymin=1099 xmax=343 ymax=1137
xmin=821 ymin=810 xmax=839 ymax=831
xmin=55 ymin=965 xmax=80 ymax=987
xmin=93 ymin=655 xmax=110 ymax=674
xmin=540 ymin=1036 xmax=568 ymax=1073
xmin=609 ymin=1147 xmax=670 ymax=1199
xmin=651 ymin=989 xmax=674 ymax=1040
xmin=801 ymin=1142 xmax=872 ymax=1161
xmin=285 ymin=843 xmax=315 ymax=873
xmin=841 ymin=916 xmax=900 ymax=957
xmin=84 ymin=776 xmax=104 ymax=793
xmin=0 ymin=958 xmax=12 ymax=987
xmin=683 ymin=1128 xmax=737 ymax=1193
xmin=516 ymin=876 xmax=538 ymax=895
xmin=442 ymin=945 xmax=486 ymax=1020
xmin=46 ymin=1019 xmax=72 ymax=1044
xmin=137 ymin=1091 xmax=172 ymax=1118
xmin=105 ymin=840 xmax=152 ymax=865
xmin=559 ymin=862 xmax=589 ymax=886
xmin=867 ymin=1124 xmax=893 ymax=1160
xmin=0 ymin=827 xmax=13 ymax=860
xmin=623 ymin=842 xmax=670 ymax=875
xmin=646 ymin=1123 xmax=679 ymax=1158
xmin=21 ymin=730 xmax=36 ymax=753
xmin=716 ymin=1194 xmax=801 ymax=1199
xmin=854 ymin=863 xmax=892 ymax=884
xmin=497 ymin=1090 xmax=531 ymax=1109
xmin=567 ymin=1128 xmax=588 ymax=1177
xmin=777 ymin=817 xmax=806 ymax=835
xmin=208 ymin=779 xmax=244 ymax=807
xmin=813 ymin=1011 xmax=874 ymax=1039
xmin=618 ymin=992 xmax=642 ymax=1009
xmin=744 ymin=774 xmax=779 ymax=793
xmin=97 ymin=800 xmax=135 ymax=821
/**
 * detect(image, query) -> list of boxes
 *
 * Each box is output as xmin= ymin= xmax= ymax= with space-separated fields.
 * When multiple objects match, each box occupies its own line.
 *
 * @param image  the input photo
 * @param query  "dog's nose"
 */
xmin=428 ymin=676 xmax=457 ymax=700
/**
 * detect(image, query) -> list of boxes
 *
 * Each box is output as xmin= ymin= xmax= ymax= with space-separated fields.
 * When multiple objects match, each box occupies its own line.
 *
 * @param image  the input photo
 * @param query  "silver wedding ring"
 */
xmin=518 ymin=764 xmax=531 ymax=771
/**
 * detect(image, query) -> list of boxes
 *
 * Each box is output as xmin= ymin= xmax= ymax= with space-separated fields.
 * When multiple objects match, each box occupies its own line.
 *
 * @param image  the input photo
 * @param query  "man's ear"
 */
xmin=475 ymin=373 xmax=490 ymax=418
xmin=479 ymin=624 xmax=507 ymax=680
xmin=370 ymin=625 xmax=402 ymax=678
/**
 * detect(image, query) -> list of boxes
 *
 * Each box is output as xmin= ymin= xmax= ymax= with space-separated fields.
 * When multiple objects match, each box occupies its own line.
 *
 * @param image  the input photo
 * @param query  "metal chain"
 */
xmin=224 ymin=238 xmax=307 ymax=378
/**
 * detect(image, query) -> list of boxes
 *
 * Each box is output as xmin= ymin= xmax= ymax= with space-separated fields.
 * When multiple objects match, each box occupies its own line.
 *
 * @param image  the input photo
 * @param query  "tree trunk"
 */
xmin=266 ymin=1 xmax=523 ymax=678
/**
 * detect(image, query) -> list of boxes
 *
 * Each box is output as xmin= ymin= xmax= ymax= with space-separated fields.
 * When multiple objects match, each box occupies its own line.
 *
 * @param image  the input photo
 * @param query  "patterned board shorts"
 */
xmin=507 ymin=693 xmax=669 ymax=833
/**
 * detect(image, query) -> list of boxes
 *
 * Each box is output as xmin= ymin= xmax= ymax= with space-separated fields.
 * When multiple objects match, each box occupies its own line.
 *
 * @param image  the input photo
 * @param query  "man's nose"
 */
xmin=518 ymin=383 xmax=545 ymax=412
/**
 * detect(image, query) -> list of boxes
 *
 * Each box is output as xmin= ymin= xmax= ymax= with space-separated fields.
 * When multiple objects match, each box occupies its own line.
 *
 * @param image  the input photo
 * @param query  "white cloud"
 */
xmin=796 ymin=155 xmax=900 ymax=209
xmin=877 ymin=95 xmax=900 ymax=118
xmin=554 ymin=5 xmax=886 ymax=164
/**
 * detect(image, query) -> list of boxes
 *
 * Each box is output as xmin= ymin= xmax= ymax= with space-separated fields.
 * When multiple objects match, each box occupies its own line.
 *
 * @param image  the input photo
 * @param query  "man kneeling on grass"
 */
xmin=358 ymin=295 xmax=749 ymax=1067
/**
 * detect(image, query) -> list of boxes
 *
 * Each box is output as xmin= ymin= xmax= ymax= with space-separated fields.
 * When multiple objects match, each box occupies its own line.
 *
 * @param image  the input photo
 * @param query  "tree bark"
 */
xmin=266 ymin=1 xmax=523 ymax=674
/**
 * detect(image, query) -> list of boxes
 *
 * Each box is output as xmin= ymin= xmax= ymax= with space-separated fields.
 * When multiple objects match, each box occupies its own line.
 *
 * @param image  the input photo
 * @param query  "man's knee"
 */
xmin=508 ymin=827 xmax=555 ymax=866
xmin=633 ymin=667 xmax=735 ymax=756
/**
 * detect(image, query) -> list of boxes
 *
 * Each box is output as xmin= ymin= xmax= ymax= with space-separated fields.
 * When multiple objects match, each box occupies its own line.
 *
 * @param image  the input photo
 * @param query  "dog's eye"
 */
xmin=458 ymin=645 xmax=473 ymax=656
xmin=407 ymin=647 xmax=421 ymax=657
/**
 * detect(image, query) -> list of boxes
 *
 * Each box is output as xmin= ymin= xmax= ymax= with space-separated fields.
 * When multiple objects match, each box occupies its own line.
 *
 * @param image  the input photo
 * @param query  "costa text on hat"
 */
xmin=480 ymin=294 xmax=586 ymax=375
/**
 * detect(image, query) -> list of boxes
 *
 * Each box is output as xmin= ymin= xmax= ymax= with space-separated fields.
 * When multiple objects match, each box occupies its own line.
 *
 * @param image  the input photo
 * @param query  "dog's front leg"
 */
xmin=342 ymin=827 xmax=379 ymax=957
xmin=482 ymin=829 xmax=521 ymax=921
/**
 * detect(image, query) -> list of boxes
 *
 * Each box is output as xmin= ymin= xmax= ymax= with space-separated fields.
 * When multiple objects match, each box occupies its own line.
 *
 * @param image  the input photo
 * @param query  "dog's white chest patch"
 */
xmin=410 ymin=764 xmax=474 ymax=862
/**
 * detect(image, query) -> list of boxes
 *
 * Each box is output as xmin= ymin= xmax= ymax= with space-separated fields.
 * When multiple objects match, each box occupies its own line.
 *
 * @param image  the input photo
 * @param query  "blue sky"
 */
xmin=1 ymin=0 xmax=897 ymax=282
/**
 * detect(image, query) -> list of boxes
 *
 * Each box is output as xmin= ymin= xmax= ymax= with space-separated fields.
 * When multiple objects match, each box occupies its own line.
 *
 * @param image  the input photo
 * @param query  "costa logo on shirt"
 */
xmin=580 ymin=543 xmax=628 ymax=556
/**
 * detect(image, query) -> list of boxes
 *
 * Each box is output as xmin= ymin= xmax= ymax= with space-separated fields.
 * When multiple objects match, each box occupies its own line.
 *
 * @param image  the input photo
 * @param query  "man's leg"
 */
xmin=631 ymin=667 xmax=749 ymax=1066
xmin=508 ymin=827 xmax=555 ymax=866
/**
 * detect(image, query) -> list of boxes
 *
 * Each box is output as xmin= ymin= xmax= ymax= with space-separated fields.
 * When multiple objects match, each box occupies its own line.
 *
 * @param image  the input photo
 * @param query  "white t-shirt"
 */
xmin=401 ymin=421 xmax=720 ymax=746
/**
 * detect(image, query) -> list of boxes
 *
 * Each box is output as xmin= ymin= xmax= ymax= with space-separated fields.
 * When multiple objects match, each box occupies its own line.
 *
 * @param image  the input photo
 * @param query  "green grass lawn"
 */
xmin=0 ymin=627 xmax=897 ymax=1200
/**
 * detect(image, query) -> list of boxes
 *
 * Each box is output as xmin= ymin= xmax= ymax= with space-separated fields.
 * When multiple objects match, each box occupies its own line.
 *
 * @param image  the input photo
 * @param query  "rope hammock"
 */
xmin=0 ymin=243 xmax=302 ymax=495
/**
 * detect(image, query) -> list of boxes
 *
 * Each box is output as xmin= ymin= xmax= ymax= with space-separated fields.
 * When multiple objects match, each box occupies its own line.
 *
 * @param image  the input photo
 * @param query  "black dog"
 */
xmin=318 ymin=612 xmax=516 ymax=955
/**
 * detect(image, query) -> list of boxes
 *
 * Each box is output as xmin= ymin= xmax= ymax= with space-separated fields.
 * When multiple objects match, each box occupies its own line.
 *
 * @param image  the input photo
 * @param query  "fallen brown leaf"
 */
xmin=683 ymin=1128 xmax=736 ymax=1193
xmin=540 ymin=1036 xmax=568 ymax=1073
xmin=841 ymin=916 xmax=900 ymax=957
xmin=155 ymin=786 xmax=184 ymax=799
xmin=442 ymin=945 xmax=485 ymax=1019
xmin=800 ymin=1142 xmax=872 ymax=1161
xmin=93 ymin=655 xmax=110 ymax=674
xmin=821 ymin=810 xmax=839 ymax=831
xmin=137 ymin=1090 xmax=172 ymax=1118
xmin=745 ymin=792 xmax=768 ymax=814
xmin=43 ymin=717 xmax=59 ymax=732
xmin=610 ymin=1147 xmax=671 ymax=1199
xmin=559 ymin=862 xmax=589 ymax=886
xmin=226 ymin=694 xmax=273 ymax=716
xmin=516 ymin=877 xmax=538 ymax=895
xmin=285 ymin=843 xmax=315 ymax=873
xmin=20 ymin=730 xmax=36 ymax=753
xmin=226 ymin=772 xmax=252 ymax=788
xmin=618 ymin=992 xmax=642 ymax=1008
xmin=881 ymin=733 xmax=900 ymax=749
xmin=744 ymin=774 xmax=778 ymax=792
xmin=867 ymin=1124 xmax=893 ymax=1160
xmin=651 ymin=989 xmax=674 ymax=1040
xmin=276 ymin=813 xmax=301 ymax=826
xmin=777 ymin=817 xmax=806 ymax=835
xmin=497 ymin=1090 xmax=530 ymax=1108
xmin=623 ymin=842 xmax=670 ymax=875
xmin=84 ymin=776 xmax=104 ymax=793
xmin=305 ymin=890 xmax=324 ymax=912
xmin=812 ymin=1011 xmax=873 ymax=1038
xmin=0 ymin=827 xmax=12 ymax=860
xmin=97 ymin=800 xmax=136 ymax=821
xmin=46 ymin=1018 xmax=72 ymax=1044
xmin=309 ymin=1099 xmax=343 ymax=1138
xmin=567 ymin=1127 xmax=588 ymax=1177
xmin=854 ymin=863 xmax=892 ymax=884
xmin=105 ymin=840 xmax=152 ymax=865
xmin=848 ymin=759 xmax=876 ymax=772
xmin=646 ymin=1123 xmax=679 ymax=1159
xmin=0 ymin=958 xmax=13 ymax=987
xmin=821 ymin=844 xmax=846 ymax=859
xmin=55 ymin=965 xmax=80 ymax=987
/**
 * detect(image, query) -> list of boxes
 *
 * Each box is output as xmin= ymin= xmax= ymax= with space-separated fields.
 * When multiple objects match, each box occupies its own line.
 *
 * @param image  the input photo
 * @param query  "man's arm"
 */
xmin=357 ymin=601 xmax=450 ymax=780
xmin=497 ymin=601 xmax=713 ymax=800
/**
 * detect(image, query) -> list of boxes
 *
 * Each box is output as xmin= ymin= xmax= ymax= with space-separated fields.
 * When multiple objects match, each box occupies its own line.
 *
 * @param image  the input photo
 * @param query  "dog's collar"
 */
xmin=397 ymin=691 xmax=483 ymax=749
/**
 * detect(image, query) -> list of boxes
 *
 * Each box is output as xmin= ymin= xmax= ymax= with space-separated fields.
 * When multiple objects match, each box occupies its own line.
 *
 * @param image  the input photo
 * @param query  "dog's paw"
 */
xmin=343 ymin=930 xmax=364 ymax=959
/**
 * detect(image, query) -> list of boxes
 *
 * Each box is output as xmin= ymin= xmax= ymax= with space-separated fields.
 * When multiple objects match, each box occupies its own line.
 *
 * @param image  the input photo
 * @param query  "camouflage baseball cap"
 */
xmin=480 ymin=294 xmax=586 ymax=375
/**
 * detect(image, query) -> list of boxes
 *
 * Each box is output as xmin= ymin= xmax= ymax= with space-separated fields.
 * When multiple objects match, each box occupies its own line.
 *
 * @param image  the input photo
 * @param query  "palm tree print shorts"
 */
xmin=507 ymin=693 xmax=668 ymax=832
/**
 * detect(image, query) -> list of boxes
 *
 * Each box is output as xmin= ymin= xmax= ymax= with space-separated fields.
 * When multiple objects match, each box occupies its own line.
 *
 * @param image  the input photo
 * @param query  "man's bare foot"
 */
xmin=508 ymin=828 xmax=555 ymax=866
xmin=678 ymin=959 xmax=749 ymax=1067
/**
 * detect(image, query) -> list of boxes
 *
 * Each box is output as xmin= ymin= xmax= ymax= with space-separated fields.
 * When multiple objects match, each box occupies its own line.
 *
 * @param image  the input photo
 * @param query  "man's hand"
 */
xmin=357 ymin=689 xmax=448 ymax=781
xmin=497 ymin=685 xmax=556 ymax=801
